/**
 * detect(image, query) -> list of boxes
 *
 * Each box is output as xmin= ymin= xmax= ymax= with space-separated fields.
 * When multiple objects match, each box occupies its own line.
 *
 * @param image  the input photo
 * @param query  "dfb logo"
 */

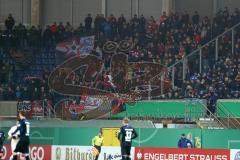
xmin=235 ymin=151 xmax=240 ymax=160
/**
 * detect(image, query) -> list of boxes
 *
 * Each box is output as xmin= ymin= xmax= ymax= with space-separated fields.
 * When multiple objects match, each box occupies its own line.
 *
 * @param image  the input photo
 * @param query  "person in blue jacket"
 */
xmin=178 ymin=133 xmax=192 ymax=148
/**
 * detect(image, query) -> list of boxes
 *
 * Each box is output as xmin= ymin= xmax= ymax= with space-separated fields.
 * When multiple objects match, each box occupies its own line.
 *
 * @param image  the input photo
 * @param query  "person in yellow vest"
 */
xmin=92 ymin=132 xmax=104 ymax=160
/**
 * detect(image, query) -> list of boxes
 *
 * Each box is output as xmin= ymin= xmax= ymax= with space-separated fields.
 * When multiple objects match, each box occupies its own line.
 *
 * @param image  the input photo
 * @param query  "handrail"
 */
xmin=149 ymin=20 xmax=240 ymax=82
xmin=217 ymin=102 xmax=240 ymax=128
xmin=216 ymin=105 xmax=238 ymax=128
xmin=188 ymin=98 xmax=227 ymax=128
xmin=168 ymin=21 xmax=240 ymax=69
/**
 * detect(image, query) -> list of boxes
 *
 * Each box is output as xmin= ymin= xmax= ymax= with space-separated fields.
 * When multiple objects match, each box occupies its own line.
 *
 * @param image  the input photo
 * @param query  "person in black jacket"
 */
xmin=84 ymin=14 xmax=93 ymax=33
xmin=5 ymin=14 xmax=15 ymax=31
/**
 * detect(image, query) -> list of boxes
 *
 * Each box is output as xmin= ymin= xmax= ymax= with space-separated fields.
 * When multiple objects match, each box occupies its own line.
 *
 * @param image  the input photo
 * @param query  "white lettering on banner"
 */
xmin=142 ymin=153 xmax=228 ymax=160
xmin=144 ymin=153 xmax=189 ymax=160
xmin=189 ymin=154 xmax=228 ymax=160
xmin=17 ymin=101 xmax=31 ymax=112
xmin=52 ymin=146 xmax=135 ymax=160
xmin=31 ymin=146 xmax=44 ymax=160
xmin=100 ymin=146 xmax=135 ymax=160
xmin=19 ymin=146 xmax=45 ymax=160
xmin=51 ymin=145 xmax=95 ymax=160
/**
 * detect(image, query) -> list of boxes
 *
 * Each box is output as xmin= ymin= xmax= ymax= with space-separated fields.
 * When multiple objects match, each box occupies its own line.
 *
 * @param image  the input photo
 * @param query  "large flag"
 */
xmin=56 ymin=36 xmax=95 ymax=56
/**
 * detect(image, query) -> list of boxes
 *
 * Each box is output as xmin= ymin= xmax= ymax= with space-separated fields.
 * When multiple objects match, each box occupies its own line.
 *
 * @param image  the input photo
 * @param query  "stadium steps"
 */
xmin=219 ymin=118 xmax=240 ymax=129
xmin=196 ymin=118 xmax=224 ymax=129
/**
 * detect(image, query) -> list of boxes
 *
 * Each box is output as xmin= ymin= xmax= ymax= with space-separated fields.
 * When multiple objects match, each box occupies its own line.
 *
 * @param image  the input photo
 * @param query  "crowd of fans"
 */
xmin=0 ymin=7 xmax=240 ymax=101
xmin=163 ymin=23 xmax=240 ymax=99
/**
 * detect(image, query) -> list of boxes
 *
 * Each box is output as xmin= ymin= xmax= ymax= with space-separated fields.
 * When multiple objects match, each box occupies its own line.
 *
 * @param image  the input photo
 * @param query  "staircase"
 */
xmin=184 ymin=98 xmax=227 ymax=129
xmin=196 ymin=118 xmax=224 ymax=129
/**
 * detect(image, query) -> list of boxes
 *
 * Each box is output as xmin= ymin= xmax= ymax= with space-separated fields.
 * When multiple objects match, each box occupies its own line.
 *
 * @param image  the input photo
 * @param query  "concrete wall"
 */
xmin=42 ymin=0 xmax=71 ymax=26
xmin=175 ymin=0 xmax=214 ymax=18
xmin=106 ymin=0 xmax=133 ymax=20
xmin=0 ymin=101 xmax=17 ymax=117
xmin=106 ymin=0 xmax=163 ymax=20
xmin=218 ymin=0 xmax=240 ymax=11
xmin=42 ymin=0 xmax=101 ymax=27
xmin=72 ymin=0 xmax=101 ymax=27
xmin=0 ymin=0 xmax=31 ymax=27
xmin=139 ymin=0 xmax=163 ymax=20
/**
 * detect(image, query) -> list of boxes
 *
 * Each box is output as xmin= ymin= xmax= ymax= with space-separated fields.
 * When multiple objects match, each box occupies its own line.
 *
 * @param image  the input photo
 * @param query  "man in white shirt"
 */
xmin=8 ymin=121 xmax=20 ymax=160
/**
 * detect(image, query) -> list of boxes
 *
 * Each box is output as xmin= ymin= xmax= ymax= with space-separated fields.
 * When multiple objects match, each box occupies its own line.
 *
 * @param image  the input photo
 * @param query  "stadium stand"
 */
xmin=2 ymin=2 xmax=240 ymax=159
xmin=0 ymin=9 xmax=239 ymax=104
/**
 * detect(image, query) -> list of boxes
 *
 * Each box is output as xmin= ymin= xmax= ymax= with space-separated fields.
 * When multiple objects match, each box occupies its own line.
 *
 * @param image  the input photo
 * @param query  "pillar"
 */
xmin=101 ymin=0 xmax=106 ymax=16
xmin=213 ymin=0 xmax=219 ymax=15
xmin=162 ymin=0 xmax=175 ymax=15
xmin=31 ymin=0 xmax=41 ymax=26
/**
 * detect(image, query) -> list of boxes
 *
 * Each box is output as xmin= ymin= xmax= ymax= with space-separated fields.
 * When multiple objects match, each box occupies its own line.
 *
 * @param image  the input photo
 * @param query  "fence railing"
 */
xmin=166 ymin=21 xmax=240 ymax=89
xmin=186 ymin=98 xmax=227 ymax=129
xmin=217 ymin=102 xmax=240 ymax=128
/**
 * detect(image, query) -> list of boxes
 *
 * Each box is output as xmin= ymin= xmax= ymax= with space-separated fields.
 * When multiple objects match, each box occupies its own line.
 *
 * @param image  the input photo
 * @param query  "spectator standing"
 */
xmin=192 ymin=11 xmax=200 ymax=24
xmin=118 ymin=14 xmax=126 ymax=36
xmin=50 ymin=22 xmax=58 ymax=43
xmin=43 ymin=25 xmax=53 ymax=48
xmin=204 ymin=87 xmax=218 ymax=115
xmin=65 ymin=22 xmax=73 ymax=38
xmin=15 ymin=86 xmax=22 ymax=100
xmin=85 ymin=14 xmax=93 ymax=33
xmin=5 ymin=14 xmax=15 ymax=30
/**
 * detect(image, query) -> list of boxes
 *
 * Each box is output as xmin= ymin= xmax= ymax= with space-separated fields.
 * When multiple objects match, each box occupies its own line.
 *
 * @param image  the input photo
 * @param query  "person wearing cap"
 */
xmin=178 ymin=133 xmax=192 ymax=148
xmin=92 ymin=132 xmax=104 ymax=160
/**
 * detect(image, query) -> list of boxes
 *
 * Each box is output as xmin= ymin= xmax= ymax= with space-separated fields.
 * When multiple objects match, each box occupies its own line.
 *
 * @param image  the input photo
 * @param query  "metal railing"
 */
xmin=166 ymin=21 xmax=240 ymax=89
xmin=186 ymin=98 xmax=227 ymax=129
xmin=217 ymin=102 xmax=240 ymax=128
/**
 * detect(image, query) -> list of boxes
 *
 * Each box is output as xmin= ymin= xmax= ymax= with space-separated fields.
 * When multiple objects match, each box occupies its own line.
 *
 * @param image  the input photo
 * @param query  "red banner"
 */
xmin=135 ymin=147 xmax=230 ymax=160
xmin=2 ymin=144 xmax=52 ymax=160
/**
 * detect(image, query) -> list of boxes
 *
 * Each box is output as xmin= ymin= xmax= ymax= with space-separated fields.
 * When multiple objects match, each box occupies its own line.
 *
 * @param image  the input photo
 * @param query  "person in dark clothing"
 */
xmin=178 ymin=133 xmax=192 ymax=148
xmin=192 ymin=11 xmax=200 ymax=24
xmin=12 ymin=111 xmax=30 ymax=160
xmin=205 ymin=87 xmax=218 ymax=115
xmin=5 ymin=14 xmax=15 ymax=30
xmin=43 ymin=25 xmax=53 ymax=48
xmin=118 ymin=117 xmax=138 ymax=160
xmin=0 ymin=131 xmax=5 ymax=160
xmin=85 ymin=13 xmax=93 ymax=33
